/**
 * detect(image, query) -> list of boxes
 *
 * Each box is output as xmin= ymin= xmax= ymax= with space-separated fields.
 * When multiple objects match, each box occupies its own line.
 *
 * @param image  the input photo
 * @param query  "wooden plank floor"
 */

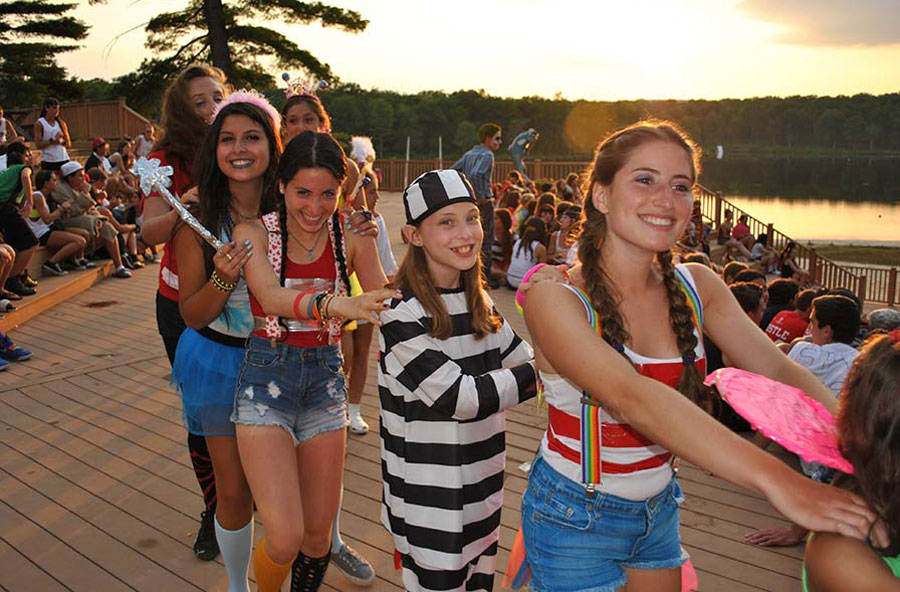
xmin=0 ymin=193 xmax=806 ymax=591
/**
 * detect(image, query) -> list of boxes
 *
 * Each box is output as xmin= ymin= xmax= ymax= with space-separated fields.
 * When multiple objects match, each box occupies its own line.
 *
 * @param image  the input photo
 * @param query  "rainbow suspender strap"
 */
xmin=569 ymin=267 xmax=703 ymax=485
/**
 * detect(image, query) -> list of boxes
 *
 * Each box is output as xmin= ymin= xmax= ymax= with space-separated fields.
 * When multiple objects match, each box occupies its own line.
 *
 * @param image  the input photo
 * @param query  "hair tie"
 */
xmin=682 ymin=351 xmax=696 ymax=366
xmin=613 ymin=343 xmax=625 ymax=354
xmin=889 ymin=329 xmax=900 ymax=345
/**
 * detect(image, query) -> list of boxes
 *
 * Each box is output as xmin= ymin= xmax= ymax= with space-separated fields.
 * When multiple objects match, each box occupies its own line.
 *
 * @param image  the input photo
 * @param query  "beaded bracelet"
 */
xmin=210 ymin=270 xmax=237 ymax=292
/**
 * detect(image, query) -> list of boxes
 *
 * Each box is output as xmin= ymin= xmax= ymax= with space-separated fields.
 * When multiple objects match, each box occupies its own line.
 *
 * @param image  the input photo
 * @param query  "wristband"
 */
xmin=210 ymin=270 xmax=237 ymax=292
xmin=293 ymin=292 xmax=304 ymax=320
xmin=307 ymin=291 xmax=319 ymax=320
xmin=514 ymin=263 xmax=548 ymax=312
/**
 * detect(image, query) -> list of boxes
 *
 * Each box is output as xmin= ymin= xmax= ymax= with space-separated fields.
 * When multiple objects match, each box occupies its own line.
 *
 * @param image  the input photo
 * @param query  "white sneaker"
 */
xmin=349 ymin=412 xmax=369 ymax=435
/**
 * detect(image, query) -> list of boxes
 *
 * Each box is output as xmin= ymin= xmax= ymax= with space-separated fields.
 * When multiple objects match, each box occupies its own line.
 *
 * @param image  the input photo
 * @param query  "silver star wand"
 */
xmin=133 ymin=157 xmax=224 ymax=252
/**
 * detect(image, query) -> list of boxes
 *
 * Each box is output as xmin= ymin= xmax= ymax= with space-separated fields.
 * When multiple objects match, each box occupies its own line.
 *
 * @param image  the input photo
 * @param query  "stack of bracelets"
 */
xmin=293 ymin=291 xmax=335 ymax=324
xmin=210 ymin=270 xmax=237 ymax=292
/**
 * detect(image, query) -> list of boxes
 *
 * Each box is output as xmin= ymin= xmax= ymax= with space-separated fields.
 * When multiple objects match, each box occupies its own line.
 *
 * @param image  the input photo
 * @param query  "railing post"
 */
xmin=534 ymin=159 xmax=542 ymax=180
xmin=888 ymin=267 xmax=897 ymax=307
xmin=766 ymin=223 xmax=774 ymax=248
xmin=714 ymin=193 xmax=723 ymax=229
xmin=117 ymin=97 xmax=127 ymax=138
xmin=808 ymin=248 xmax=818 ymax=285
xmin=858 ymin=275 xmax=867 ymax=307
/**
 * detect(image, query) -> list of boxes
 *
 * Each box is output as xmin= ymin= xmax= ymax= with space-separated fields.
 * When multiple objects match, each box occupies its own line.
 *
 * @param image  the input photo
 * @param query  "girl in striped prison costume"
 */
xmin=519 ymin=120 xmax=876 ymax=592
xmin=378 ymin=170 xmax=538 ymax=592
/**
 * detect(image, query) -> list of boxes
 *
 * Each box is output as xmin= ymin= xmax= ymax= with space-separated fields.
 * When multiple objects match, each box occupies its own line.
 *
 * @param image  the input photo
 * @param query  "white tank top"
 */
xmin=26 ymin=191 xmax=51 ymax=239
xmin=38 ymin=117 xmax=68 ymax=162
xmin=506 ymin=239 xmax=541 ymax=287
xmin=0 ymin=118 xmax=7 ymax=143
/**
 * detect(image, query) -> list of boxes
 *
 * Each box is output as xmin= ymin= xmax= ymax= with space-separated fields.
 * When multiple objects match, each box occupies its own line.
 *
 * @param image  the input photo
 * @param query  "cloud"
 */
xmin=740 ymin=0 xmax=900 ymax=46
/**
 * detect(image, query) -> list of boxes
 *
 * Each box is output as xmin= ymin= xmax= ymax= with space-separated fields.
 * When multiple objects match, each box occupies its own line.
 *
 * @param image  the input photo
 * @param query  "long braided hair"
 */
xmin=578 ymin=119 xmax=713 ymax=412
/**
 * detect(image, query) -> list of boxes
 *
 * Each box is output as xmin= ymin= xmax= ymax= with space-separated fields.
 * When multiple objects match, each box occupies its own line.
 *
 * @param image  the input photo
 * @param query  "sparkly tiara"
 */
xmin=211 ymin=89 xmax=281 ymax=131
xmin=282 ymin=72 xmax=328 ymax=100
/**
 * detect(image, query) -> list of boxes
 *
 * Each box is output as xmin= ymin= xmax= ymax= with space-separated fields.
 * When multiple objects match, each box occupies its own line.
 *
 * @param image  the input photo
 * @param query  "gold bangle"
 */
xmin=210 ymin=270 xmax=236 ymax=292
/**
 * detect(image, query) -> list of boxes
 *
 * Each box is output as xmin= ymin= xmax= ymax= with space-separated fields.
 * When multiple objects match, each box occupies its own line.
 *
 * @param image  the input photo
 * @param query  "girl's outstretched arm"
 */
xmin=524 ymin=280 xmax=875 ymax=541
xmin=380 ymin=303 xmax=536 ymax=421
xmin=690 ymin=263 xmax=837 ymax=413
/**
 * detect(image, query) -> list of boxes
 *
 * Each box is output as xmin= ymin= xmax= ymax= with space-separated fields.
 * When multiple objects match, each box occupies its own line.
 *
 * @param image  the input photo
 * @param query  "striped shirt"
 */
xmin=540 ymin=266 xmax=706 ymax=501
xmin=451 ymin=145 xmax=494 ymax=200
xmin=378 ymin=288 xmax=536 ymax=573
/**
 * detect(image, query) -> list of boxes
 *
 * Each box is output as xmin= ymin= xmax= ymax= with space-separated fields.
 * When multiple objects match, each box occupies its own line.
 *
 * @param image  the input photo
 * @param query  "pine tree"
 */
xmin=0 ymin=0 xmax=88 ymax=107
xmin=116 ymin=0 xmax=367 ymax=115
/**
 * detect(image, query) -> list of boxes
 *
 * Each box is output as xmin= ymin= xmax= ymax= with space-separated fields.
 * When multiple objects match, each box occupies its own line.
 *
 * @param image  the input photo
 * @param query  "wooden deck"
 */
xmin=0 ymin=193 xmax=807 ymax=591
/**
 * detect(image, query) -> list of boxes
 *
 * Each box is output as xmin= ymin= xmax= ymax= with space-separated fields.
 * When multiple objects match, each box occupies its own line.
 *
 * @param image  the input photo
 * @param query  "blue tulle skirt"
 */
xmin=172 ymin=328 xmax=245 ymax=437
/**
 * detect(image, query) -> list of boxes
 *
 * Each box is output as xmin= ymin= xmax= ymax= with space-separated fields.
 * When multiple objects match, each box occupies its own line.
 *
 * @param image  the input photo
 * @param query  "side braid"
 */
xmin=278 ymin=202 xmax=288 ymax=286
xmin=577 ymin=208 xmax=630 ymax=353
xmin=331 ymin=211 xmax=351 ymax=294
xmin=656 ymin=250 xmax=715 ymax=413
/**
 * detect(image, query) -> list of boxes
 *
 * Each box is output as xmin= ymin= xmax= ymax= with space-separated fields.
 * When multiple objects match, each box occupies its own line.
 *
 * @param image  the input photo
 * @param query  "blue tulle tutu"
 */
xmin=172 ymin=328 xmax=246 ymax=436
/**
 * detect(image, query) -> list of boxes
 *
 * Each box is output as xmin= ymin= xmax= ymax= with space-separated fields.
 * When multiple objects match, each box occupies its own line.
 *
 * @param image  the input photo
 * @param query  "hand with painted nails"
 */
xmin=213 ymin=239 xmax=253 ymax=284
xmin=343 ymin=208 xmax=379 ymax=237
xmin=327 ymin=288 xmax=401 ymax=325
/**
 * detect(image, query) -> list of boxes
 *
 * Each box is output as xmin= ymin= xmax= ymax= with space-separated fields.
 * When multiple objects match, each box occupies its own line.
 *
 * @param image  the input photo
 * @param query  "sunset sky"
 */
xmin=59 ymin=0 xmax=900 ymax=101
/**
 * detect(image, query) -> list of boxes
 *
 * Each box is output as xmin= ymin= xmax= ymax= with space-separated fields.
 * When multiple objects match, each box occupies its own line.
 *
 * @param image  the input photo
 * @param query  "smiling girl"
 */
xmin=172 ymin=93 xmax=282 ymax=592
xmin=378 ymin=170 xmax=538 ymax=592
xmin=231 ymin=131 xmax=394 ymax=592
xmin=519 ymin=120 xmax=875 ymax=592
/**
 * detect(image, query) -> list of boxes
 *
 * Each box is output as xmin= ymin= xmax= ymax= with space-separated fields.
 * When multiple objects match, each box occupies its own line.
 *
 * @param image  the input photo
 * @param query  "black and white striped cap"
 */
xmin=403 ymin=169 xmax=478 ymax=226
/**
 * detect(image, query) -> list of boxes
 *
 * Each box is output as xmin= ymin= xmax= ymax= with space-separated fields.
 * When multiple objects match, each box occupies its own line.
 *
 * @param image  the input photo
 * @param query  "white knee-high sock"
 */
xmin=215 ymin=516 xmax=253 ymax=592
xmin=330 ymin=486 xmax=344 ymax=553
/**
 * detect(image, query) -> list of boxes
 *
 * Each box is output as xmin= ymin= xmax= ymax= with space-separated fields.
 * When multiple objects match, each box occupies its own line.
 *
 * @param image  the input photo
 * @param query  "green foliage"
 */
xmin=316 ymin=86 xmax=900 ymax=160
xmin=117 ymin=0 xmax=367 ymax=118
xmin=0 ymin=0 xmax=88 ymax=107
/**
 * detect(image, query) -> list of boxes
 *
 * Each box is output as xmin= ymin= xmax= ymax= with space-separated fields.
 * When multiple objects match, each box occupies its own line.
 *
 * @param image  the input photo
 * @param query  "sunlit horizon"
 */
xmin=56 ymin=0 xmax=900 ymax=102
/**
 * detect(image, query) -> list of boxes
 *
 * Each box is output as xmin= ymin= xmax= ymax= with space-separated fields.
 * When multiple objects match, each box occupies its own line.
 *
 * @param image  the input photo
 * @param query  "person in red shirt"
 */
xmin=731 ymin=213 xmax=753 ymax=248
xmin=765 ymin=288 xmax=819 ymax=344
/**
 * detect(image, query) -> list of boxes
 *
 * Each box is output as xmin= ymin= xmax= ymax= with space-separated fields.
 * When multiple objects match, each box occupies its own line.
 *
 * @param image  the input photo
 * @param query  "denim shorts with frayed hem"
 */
xmin=232 ymin=335 xmax=348 ymax=445
xmin=521 ymin=455 xmax=687 ymax=592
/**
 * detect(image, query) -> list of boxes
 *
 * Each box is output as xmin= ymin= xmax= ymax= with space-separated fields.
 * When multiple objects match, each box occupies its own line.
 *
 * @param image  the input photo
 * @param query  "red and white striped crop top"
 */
xmin=538 ymin=264 xmax=706 ymax=501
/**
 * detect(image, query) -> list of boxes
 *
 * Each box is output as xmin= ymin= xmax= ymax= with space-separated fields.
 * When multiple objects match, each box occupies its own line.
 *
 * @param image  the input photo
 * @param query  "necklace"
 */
xmin=230 ymin=208 xmax=257 ymax=222
xmin=288 ymin=226 xmax=326 ymax=261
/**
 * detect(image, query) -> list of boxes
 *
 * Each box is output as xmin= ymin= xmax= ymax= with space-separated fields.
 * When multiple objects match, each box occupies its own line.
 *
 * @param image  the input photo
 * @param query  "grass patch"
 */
xmin=810 ymin=244 xmax=900 ymax=266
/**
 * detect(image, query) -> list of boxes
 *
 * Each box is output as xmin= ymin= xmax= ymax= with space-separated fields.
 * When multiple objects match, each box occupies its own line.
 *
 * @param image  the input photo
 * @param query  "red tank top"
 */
xmin=249 ymin=233 xmax=337 ymax=348
xmin=147 ymin=150 xmax=193 ymax=302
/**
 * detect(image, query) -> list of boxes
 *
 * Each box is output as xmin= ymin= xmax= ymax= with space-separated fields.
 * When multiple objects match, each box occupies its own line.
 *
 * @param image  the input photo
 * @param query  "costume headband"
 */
xmin=212 ymin=89 xmax=281 ymax=131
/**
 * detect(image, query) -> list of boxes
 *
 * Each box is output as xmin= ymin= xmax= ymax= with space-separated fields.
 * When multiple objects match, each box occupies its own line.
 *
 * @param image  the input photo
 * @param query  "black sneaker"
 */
xmin=193 ymin=510 xmax=219 ymax=561
xmin=123 ymin=255 xmax=137 ymax=270
xmin=5 ymin=277 xmax=35 ymax=297
xmin=128 ymin=254 xmax=145 ymax=269
xmin=42 ymin=261 xmax=69 ymax=276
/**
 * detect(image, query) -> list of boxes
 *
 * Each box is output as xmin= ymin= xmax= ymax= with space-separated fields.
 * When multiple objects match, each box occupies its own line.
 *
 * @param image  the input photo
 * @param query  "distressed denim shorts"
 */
xmin=232 ymin=335 xmax=348 ymax=444
xmin=521 ymin=455 xmax=687 ymax=592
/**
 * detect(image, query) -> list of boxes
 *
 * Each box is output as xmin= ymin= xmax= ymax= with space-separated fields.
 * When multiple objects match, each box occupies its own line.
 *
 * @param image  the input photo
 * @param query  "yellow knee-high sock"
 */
xmin=253 ymin=537 xmax=294 ymax=592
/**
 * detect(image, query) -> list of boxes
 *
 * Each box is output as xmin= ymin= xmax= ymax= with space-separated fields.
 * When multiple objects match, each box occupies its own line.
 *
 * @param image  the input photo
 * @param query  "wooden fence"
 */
xmin=6 ymin=98 xmax=149 ymax=142
xmin=373 ymin=159 xmax=897 ymax=306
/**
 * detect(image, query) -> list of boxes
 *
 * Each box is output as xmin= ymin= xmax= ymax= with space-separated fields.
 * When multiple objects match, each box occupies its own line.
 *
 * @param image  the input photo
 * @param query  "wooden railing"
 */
xmin=374 ymin=158 xmax=897 ymax=306
xmin=6 ymin=98 xmax=149 ymax=142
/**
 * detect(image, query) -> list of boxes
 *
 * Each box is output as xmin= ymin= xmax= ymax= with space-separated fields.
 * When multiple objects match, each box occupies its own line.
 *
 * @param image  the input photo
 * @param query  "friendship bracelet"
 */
xmin=322 ymin=294 xmax=335 ymax=319
xmin=312 ymin=292 xmax=329 ymax=322
xmin=210 ymin=270 xmax=237 ymax=292
xmin=293 ymin=292 xmax=304 ymax=320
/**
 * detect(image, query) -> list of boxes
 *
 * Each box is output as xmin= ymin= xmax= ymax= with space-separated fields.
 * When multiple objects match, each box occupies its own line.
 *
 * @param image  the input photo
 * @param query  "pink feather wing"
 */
xmin=704 ymin=368 xmax=853 ymax=474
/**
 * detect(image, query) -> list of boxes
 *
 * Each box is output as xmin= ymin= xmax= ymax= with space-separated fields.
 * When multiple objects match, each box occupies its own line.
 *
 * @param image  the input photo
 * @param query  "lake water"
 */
xmin=701 ymin=155 xmax=900 ymax=246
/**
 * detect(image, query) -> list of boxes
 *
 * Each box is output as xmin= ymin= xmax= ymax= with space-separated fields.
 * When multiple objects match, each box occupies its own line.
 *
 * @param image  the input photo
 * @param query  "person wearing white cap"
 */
xmin=378 ymin=169 xmax=538 ymax=592
xmin=51 ymin=161 xmax=131 ymax=278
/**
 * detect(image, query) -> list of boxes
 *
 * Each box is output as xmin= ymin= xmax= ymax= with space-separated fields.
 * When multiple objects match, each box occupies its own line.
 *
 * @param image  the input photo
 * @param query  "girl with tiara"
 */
xmin=276 ymin=78 xmax=380 ymax=586
xmin=141 ymin=64 xmax=229 ymax=561
xmin=518 ymin=120 xmax=875 ymax=592
xmin=803 ymin=330 xmax=900 ymax=592
xmin=230 ymin=130 xmax=396 ymax=592
xmin=379 ymin=170 xmax=538 ymax=592
xmin=171 ymin=91 xmax=281 ymax=592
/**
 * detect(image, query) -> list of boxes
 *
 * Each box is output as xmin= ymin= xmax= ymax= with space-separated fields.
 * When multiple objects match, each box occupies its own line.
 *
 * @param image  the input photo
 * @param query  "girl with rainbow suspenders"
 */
xmin=515 ymin=120 xmax=875 ymax=592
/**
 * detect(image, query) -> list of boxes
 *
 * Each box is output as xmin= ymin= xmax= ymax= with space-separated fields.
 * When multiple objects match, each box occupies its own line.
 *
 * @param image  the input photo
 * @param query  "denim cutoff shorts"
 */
xmin=232 ymin=335 xmax=348 ymax=444
xmin=521 ymin=454 xmax=687 ymax=592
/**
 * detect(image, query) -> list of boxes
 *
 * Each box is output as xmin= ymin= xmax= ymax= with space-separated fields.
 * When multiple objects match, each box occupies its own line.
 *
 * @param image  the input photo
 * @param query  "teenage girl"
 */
xmin=506 ymin=216 xmax=548 ymax=288
xmin=28 ymin=170 xmax=89 ymax=274
xmin=520 ymin=120 xmax=875 ymax=592
xmin=33 ymin=97 xmax=70 ymax=171
xmin=172 ymin=93 xmax=283 ymax=592
xmin=379 ymin=170 xmax=538 ymax=592
xmin=278 ymin=87 xmax=379 ymax=586
xmin=547 ymin=205 xmax=582 ymax=264
xmin=232 ymin=131 xmax=394 ymax=592
xmin=803 ymin=331 xmax=900 ymax=591
xmin=141 ymin=63 xmax=229 ymax=561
